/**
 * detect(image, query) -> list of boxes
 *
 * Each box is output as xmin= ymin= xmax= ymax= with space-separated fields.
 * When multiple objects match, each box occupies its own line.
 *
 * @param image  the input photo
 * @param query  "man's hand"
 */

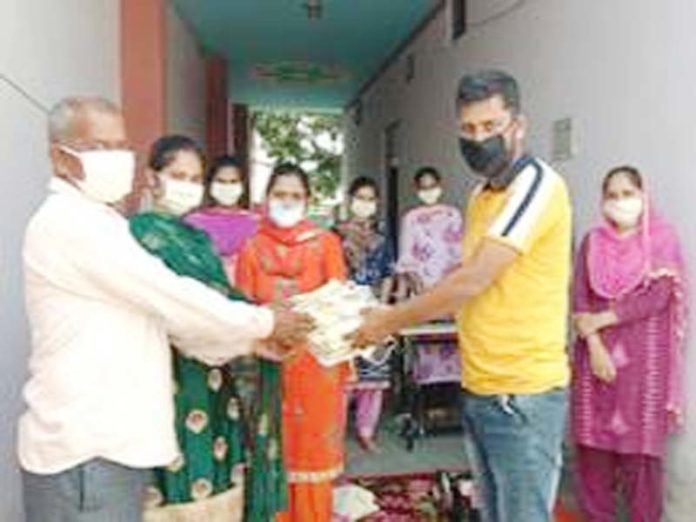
xmin=252 ymin=340 xmax=299 ymax=362
xmin=350 ymin=307 xmax=396 ymax=349
xmin=266 ymin=303 xmax=315 ymax=348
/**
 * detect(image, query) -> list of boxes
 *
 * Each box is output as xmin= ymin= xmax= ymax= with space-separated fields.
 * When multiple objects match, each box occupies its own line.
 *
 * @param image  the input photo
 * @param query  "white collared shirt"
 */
xmin=18 ymin=178 xmax=274 ymax=474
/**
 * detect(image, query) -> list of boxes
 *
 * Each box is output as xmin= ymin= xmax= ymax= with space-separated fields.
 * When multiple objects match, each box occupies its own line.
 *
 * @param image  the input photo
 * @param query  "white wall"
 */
xmin=344 ymin=1 xmax=696 ymax=519
xmin=166 ymin=4 xmax=207 ymax=146
xmin=0 ymin=1 xmax=121 ymax=520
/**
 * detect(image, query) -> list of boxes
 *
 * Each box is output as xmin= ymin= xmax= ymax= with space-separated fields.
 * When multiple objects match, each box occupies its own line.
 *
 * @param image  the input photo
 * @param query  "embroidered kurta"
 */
xmin=334 ymin=219 xmax=394 ymax=385
xmin=396 ymin=204 xmax=463 ymax=289
xmin=572 ymin=237 xmax=680 ymax=457
xmin=130 ymin=212 xmax=285 ymax=521
xmin=236 ymin=219 xmax=349 ymax=521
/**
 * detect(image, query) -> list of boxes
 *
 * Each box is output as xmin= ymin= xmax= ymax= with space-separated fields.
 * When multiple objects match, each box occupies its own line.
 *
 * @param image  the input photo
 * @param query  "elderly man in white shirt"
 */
xmin=19 ymin=97 xmax=313 ymax=522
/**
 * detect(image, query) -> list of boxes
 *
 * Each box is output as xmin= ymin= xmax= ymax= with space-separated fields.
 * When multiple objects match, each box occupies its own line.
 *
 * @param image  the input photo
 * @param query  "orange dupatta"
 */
xmin=236 ymin=219 xmax=349 ymax=521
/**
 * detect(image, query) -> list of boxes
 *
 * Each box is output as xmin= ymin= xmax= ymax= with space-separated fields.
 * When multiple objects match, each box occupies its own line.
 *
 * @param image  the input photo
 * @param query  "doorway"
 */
xmin=383 ymin=120 xmax=402 ymax=256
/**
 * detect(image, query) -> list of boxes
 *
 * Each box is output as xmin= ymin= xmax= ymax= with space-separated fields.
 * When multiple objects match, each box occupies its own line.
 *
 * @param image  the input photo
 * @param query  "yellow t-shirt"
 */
xmin=458 ymin=157 xmax=572 ymax=395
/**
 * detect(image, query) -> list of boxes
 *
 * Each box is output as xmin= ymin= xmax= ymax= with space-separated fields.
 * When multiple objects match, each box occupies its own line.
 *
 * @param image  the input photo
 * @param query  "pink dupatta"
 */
xmin=586 ymin=198 xmax=689 ymax=428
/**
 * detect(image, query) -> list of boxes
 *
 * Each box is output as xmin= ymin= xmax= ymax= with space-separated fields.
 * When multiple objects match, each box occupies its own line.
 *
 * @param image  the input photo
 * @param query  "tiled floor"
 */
xmin=345 ymin=416 xmax=467 ymax=477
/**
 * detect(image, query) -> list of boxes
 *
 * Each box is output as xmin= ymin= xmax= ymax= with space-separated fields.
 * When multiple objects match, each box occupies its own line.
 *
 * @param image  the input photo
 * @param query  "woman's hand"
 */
xmin=407 ymin=272 xmax=425 ymax=296
xmin=379 ymin=276 xmax=396 ymax=304
xmin=587 ymin=334 xmax=617 ymax=383
xmin=574 ymin=313 xmax=594 ymax=338
xmin=574 ymin=310 xmax=618 ymax=338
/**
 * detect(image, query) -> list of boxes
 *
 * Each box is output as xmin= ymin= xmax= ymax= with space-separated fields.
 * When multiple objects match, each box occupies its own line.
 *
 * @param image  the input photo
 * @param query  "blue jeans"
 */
xmin=462 ymin=388 xmax=568 ymax=522
xmin=23 ymin=459 xmax=146 ymax=522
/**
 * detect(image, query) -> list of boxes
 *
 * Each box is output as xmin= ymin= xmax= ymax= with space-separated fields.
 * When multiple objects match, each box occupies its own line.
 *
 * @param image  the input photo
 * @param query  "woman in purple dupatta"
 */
xmin=185 ymin=155 xmax=259 ymax=284
xmin=571 ymin=166 xmax=688 ymax=522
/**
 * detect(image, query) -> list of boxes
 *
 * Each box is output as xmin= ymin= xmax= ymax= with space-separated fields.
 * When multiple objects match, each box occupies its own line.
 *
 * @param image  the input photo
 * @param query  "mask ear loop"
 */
xmin=55 ymin=145 xmax=85 ymax=182
xmin=507 ymin=117 xmax=526 ymax=173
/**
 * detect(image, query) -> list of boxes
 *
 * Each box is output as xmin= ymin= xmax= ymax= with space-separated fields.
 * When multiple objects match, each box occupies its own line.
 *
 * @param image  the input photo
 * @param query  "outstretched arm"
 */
xmin=352 ymin=238 xmax=517 ymax=346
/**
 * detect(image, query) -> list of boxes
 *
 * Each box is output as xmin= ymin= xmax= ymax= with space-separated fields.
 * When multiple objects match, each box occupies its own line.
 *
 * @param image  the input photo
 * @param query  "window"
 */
xmin=405 ymin=53 xmax=415 ymax=83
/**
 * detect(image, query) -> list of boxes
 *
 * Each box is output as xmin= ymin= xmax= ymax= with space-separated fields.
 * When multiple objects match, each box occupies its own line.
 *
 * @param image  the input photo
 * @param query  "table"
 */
xmin=395 ymin=321 xmax=462 ymax=451
xmin=399 ymin=322 xmax=458 ymax=337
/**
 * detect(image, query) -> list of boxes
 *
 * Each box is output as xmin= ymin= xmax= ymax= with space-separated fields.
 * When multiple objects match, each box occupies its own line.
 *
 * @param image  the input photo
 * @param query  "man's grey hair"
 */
xmin=47 ymin=96 xmax=120 ymax=143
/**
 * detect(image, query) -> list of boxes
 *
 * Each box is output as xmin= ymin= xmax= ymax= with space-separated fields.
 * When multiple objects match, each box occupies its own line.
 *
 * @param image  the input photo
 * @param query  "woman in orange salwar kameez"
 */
xmin=236 ymin=163 xmax=349 ymax=522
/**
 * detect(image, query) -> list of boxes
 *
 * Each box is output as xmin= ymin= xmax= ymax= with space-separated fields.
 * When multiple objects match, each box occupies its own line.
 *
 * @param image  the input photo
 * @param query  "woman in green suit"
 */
xmin=132 ymin=135 xmax=285 ymax=522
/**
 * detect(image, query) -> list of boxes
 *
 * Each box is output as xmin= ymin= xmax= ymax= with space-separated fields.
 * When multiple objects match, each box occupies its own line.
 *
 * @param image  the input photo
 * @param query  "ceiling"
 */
xmin=170 ymin=0 xmax=438 ymax=111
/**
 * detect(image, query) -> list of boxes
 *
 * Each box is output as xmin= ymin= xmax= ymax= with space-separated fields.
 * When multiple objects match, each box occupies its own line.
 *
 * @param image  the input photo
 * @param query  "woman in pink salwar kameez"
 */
xmin=395 ymin=167 xmax=463 ymax=290
xmin=571 ymin=166 xmax=688 ymax=522
xmin=185 ymin=155 xmax=259 ymax=284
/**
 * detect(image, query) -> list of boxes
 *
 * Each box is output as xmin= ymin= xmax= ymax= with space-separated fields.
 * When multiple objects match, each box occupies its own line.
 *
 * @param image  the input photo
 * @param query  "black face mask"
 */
xmin=458 ymin=134 xmax=515 ymax=188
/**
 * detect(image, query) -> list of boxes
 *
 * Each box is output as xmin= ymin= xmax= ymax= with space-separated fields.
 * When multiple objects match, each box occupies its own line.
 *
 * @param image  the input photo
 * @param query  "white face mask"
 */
xmin=61 ymin=146 xmax=135 ymax=204
xmin=211 ymin=181 xmax=243 ymax=206
xmin=418 ymin=186 xmax=443 ymax=205
xmin=268 ymin=199 xmax=305 ymax=228
xmin=603 ymin=197 xmax=644 ymax=229
xmin=351 ymin=199 xmax=377 ymax=219
xmin=159 ymin=178 xmax=204 ymax=216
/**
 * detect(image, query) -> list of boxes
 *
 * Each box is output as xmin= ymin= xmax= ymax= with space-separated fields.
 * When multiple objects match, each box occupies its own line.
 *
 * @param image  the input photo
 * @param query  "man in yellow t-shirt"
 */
xmin=459 ymin=155 xmax=571 ymax=395
xmin=354 ymin=70 xmax=572 ymax=522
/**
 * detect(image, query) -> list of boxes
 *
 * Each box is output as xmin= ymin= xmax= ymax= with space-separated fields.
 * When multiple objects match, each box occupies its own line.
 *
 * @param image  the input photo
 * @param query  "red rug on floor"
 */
xmin=343 ymin=472 xmax=582 ymax=522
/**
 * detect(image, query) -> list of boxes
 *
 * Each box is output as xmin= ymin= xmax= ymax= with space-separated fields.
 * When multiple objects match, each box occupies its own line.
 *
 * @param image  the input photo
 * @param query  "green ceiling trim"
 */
xmin=170 ymin=0 xmax=435 ymax=109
